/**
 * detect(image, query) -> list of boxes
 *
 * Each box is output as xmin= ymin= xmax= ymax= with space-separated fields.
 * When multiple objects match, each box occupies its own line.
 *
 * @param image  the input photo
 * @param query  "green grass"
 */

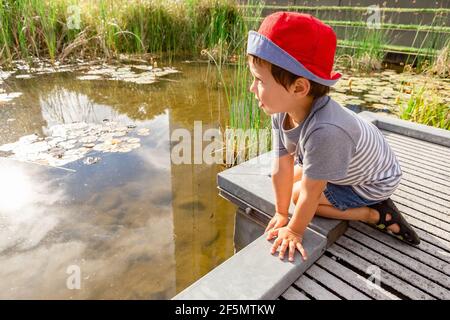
xmin=201 ymin=1 xmax=271 ymax=166
xmin=0 ymin=0 xmax=247 ymax=64
xmin=242 ymin=4 xmax=450 ymax=14
xmin=427 ymin=41 xmax=450 ymax=78
xmin=334 ymin=24 xmax=389 ymax=72
xmin=397 ymin=85 xmax=450 ymax=130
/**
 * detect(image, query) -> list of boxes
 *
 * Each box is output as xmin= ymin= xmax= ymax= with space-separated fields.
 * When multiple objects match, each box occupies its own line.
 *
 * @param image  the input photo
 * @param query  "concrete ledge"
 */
xmin=233 ymin=208 xmax=266 ymax=252
xmin=173 ymin=228 xmax=327 ymax=300
xmin=359 ymin=111 xmax=450 ymax=148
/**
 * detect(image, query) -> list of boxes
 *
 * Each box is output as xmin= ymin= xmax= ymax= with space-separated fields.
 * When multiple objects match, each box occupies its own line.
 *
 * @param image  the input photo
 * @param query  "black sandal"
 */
xmin=368 ymin=198 xmax=421 ymax=246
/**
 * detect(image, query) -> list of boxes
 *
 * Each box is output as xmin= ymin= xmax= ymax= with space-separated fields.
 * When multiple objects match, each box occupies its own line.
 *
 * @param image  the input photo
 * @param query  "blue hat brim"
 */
xmin=247 ymin=31 xmax=340 ymax=86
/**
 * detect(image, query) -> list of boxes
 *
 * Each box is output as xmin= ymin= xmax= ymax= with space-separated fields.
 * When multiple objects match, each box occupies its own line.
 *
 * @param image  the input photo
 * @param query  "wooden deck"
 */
xmin=280 ymin=131 xmax=450 ymax=300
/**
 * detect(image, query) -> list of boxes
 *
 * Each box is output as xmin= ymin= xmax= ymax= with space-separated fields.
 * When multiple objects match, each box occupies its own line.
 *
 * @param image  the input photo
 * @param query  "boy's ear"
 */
xmin=293 ymin=77 xmax=310 ymax=96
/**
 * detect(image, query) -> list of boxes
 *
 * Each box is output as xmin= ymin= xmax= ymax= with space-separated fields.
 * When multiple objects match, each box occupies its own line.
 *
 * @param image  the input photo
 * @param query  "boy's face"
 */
xmin=248 ymin=58 xmax=299 ymax=115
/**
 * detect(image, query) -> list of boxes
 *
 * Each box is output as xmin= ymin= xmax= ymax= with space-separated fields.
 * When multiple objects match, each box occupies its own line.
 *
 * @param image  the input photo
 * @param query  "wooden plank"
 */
xmin=280 ymin=286 xmax=310 ymax=300
xmin=398 ymin=160 xmax=450 ymax=185
xmin=393 ymin=197 xmax=450 ymax=229
xmin=350 ymin=221 xmax=450 ymax=268
xmin=384 ymin=132 xmax=450 ymax=155
xmin=397 ymin=183 xmax=450 ymax=208
xmin=305 ymin=264 xmax=371 ymax=300
xmin=387 ymin=139 xmax=450 ymax=168
xmin=397 ymin=157 xmax=450 ymax=182
xmin=399 ymin=179 xmax=450 ymax=203
xmin=336 ymin=236 xmax=450 ymax=299
xmin=345 ymin=228 xmax=450 ymax=288
xmin=396 ymin=158 xmax=450 ymax=184
xmin=394 ymin=188 xmax=450 ymax=216
xmin=383 ymin=132 xmax=450 ymax=157
xmin=394 ymin=149 xmax=450 ymax=173
xmin=387 ymin=140 xmax=449 ymax=168
xmin=397 ymin=156 xmax=450 ymax=181
xmin=327 ymin=244 xmax=434 ymax=300
xmin=414 ymin=228 xmax=450 ymax=254
xmin=401 ymin=172 xmax=450 ymax=197
xmin=392 ymin=198 xmax=450 ymax=231
xmin=390 ymin=143 xmax=450 ymax=163
xmin=316 ymin=255 xmax=399 ymax=300
xmin=395 ymin=203 xmax=450 ymax=240
xmin=294 ymin=275 xmax=340 ymax=300
xmin=392 ymin=148 xmax=450 ymax=170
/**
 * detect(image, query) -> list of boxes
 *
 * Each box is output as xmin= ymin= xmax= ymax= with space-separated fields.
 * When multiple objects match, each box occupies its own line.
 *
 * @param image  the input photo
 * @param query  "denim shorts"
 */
xmin=323 ymin=183 xmax=380 ymax=211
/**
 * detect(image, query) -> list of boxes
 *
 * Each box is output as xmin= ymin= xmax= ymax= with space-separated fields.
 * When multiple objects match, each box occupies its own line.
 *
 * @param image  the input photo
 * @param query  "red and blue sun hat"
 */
xmin=247 ymin=12 xmax=342 ymax=86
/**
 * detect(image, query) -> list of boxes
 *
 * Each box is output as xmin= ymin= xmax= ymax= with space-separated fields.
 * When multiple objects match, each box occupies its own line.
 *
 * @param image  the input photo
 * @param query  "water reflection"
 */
xmin=40 ymin=89 xmax=124 ymax=127
xmin=0 ymin=62 xmax=236 ymax=299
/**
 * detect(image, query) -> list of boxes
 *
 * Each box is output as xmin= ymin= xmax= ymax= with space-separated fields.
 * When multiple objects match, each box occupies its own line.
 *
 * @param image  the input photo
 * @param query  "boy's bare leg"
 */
xmin=292 ymin=166 xmax=400 ymax=233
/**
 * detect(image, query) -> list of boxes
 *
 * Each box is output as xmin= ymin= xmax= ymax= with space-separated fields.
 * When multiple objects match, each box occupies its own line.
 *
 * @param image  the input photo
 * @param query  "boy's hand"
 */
xmin=265 ymin=212 xmax=289 ymax=239
xmin=269 ymin=226 xmax=308 ymax=262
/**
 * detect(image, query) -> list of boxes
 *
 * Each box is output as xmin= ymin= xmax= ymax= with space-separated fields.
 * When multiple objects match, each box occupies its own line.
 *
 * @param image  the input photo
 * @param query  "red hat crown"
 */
xmin=257 ymin=12 xmax=340 ymax=82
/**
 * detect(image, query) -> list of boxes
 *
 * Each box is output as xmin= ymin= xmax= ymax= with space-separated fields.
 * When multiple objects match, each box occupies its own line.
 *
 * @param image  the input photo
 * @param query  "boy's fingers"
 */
xmin=288 ymin=241 xmax=296 ymax=262
xmin=278 ymin=239 xmax=289 ymax=260
xmin=271 ymin=237 xmax=282 ymax=254
xmin=264 ymin=219 xmax=275 ymax=233
xmin=264 ymin=220 xmax=273 ymax=233
xmin=267 ymin=228 xmax=279 ymax=240
xmin=296 ymin=242 xmax=308 ymax=260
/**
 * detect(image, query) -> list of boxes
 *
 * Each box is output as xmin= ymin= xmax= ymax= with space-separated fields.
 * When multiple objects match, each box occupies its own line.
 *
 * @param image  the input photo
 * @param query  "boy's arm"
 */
xmin=271 ymin=153 xmax=294 ymax=216
xmin=287 ymin=176 xmax=327 ymax=236
xmin=268 ymin=175 xmax=327 ymax=261
xmin=264 ymin=153 xmax=294 ymax=233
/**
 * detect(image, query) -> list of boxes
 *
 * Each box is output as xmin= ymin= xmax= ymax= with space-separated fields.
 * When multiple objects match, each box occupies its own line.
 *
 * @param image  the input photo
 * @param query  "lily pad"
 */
xmin=0 ymin=92 xmax=23 ymax=103
xmin=77 ymin=75 xmax=102 ymax=81
xmin=126 ymin=138 xmax=140 ymax=144
xmin=79 ymin=136 xmax=97 ymax=143
xmin=83 ymin=156 xmax=100 ymax=165
xmin=137 ymin=128 xmax=150 ymax=136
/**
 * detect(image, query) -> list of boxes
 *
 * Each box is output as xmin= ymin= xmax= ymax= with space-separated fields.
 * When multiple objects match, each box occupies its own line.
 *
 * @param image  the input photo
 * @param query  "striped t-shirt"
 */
xmin=272 ymin=95 xmax=402 ymax=201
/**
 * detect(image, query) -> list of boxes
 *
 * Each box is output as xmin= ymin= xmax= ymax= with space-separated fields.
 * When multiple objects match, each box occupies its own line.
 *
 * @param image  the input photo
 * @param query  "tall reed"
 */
xmin=0 ymin=0 xmax=247 ymax=65
xmin=397 ymin=84 xmax=449 ymax=130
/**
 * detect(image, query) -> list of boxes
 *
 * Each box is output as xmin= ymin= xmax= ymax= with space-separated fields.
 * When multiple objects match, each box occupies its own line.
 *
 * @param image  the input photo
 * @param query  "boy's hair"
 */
xmin=249 ymin=55 xmax=330 ymax=99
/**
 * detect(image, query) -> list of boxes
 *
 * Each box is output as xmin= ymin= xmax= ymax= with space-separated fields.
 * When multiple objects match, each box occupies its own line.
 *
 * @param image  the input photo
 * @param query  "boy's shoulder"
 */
xmin=310 ymin=96 xmax=356 ymax=125
xmin=305 ymin=96 xmax=363 ymax=141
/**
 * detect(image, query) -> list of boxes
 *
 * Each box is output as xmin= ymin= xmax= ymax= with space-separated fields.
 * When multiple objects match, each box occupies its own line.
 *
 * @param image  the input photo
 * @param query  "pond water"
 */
xmin=1 ymin=58 xmax=448 ymax=299
xmin=0 ymin=60 xmax=237 ymax=299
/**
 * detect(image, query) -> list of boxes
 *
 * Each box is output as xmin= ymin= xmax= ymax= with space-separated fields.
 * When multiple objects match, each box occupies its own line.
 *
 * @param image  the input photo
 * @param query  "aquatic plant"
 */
xmin=0 ymin=0 xmax=246 ymax=64
xmin=397 ymin=84 xmax=449 ymax=130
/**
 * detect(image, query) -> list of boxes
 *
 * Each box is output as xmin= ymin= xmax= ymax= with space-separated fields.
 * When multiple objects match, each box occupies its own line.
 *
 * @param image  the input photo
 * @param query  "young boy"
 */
xmin=246 ymin=12 xmax=420 ymax=262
